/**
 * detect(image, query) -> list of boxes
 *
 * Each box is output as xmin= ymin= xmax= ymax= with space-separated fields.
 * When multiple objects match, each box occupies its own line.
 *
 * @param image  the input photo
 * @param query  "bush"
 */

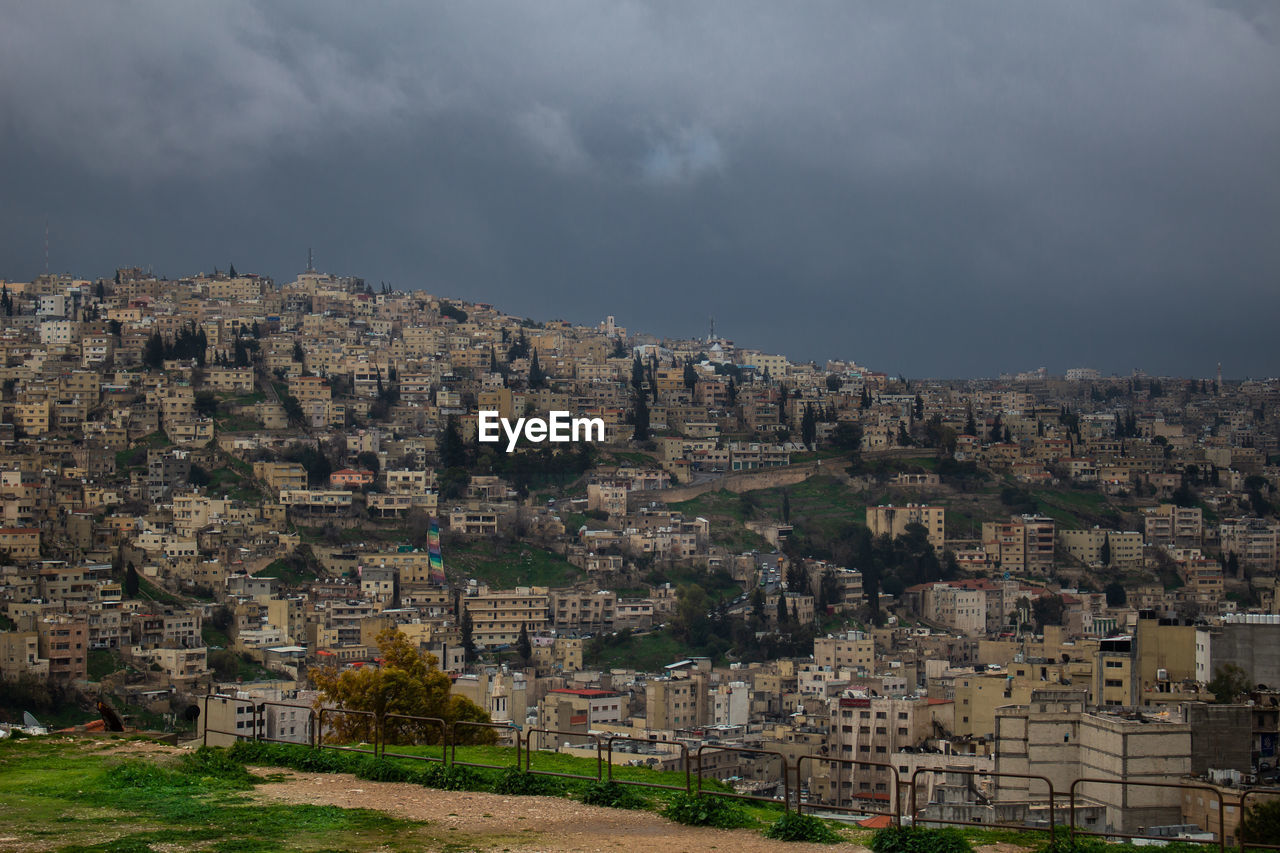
xmin=661 ymin=792 xmax=754 ymax=828
xmin=491 ymin=768 xmax=564 ymax=797
xmin=1239 ymin=798 xmax=1280 ymax=846
xmin=1033 ymin=840 xmax=1108 ymax=853
xmin=177 ymin=747 xmax=256 ymax=786
xmin=580 ymin=781 xmax=649 ymax=810
xmin=764 ymin=811 xmax=844 ymax=843
xmin=762 ymin=809 xmax=844 ymax=840
xmin=355 ymin=757 xmax=414 ymax=783
xmin=870 ymin=826 xmax=973 ymax=853
xmin=418 ymin=763 xmax=482 ymax=791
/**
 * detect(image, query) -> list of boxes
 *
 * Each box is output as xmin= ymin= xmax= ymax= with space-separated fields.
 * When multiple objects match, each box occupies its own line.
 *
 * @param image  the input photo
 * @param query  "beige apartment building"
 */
xmin=982 ymin=515 xmax=1055 ymax=575
xmin=866 ymin=504 xmax=946 ymax=551
xmin=462 ymin=586 xmax=549 ymax=647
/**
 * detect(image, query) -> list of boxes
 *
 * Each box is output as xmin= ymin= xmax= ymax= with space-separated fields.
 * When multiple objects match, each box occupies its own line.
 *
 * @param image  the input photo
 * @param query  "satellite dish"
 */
xmin=23 ymin=711 xmax=44 ymax=729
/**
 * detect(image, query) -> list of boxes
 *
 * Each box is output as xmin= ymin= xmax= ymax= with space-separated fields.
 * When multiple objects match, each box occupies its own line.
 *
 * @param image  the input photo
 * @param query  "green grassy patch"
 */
xmin=585 ymin=629 xmax=690 ymax=671
xmin=447 ymin=541 xmax=583 ymax=588
xmin=0 ymin=739 xmax=431 ymax=852
xmin=136 ymin=575 xmax=185 ymax=606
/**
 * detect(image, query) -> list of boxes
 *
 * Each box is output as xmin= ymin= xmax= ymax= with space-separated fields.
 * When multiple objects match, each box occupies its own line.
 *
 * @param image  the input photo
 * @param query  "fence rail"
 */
xmin=199 ymin=695 xmax=1275 ymax=846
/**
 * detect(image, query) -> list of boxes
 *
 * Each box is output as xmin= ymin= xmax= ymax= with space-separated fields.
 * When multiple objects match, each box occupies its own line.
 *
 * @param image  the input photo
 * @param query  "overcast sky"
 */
xmin=2 ymin=2 xmax=1278 ymax=378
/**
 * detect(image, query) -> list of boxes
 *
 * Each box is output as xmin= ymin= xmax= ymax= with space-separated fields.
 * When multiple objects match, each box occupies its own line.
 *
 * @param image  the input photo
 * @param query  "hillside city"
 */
xmin=3 ymin=265 xmax=1280 ymax=843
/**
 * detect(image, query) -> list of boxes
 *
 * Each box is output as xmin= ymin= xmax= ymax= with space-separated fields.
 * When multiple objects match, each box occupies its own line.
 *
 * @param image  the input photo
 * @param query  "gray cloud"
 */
xmin=1 ymin=1 xmax=1278 ymax=376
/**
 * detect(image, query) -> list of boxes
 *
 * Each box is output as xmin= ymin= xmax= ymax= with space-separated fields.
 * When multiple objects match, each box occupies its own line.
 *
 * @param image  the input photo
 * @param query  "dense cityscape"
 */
xmin=1 ymin=264 xmax=1279 ymax=844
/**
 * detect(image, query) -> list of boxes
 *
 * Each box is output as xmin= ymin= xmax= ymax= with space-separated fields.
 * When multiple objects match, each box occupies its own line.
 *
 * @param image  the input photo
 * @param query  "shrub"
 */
xmin=1239 ymin=798 xmax=1280 ymax=846
xmin=1033 ymin=838 xmax=1108 ymax=853
xmin=764 ymin=811 xmax=844 ymax=844
xmin=417 ymin=763 xmax=481 ymax=791
xmin=491 ymin=768 xmax=564 ymax=797
xmin=661 ymin=792 xmax=754 ymax=829
xmin=870 ymin=826 xmax=973 ymax=853
xmin=177 ymin=747 xmax=257 ymax=786
xmin=354 ymin=757 xmax=414 ymax=783
xmin=580 ymin=781 xmax=649 ymax=810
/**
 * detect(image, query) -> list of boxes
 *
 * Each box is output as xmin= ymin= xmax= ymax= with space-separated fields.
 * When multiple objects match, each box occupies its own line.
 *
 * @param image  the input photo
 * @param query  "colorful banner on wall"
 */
xmin=428 ymin=517 xmax=445 ymax=584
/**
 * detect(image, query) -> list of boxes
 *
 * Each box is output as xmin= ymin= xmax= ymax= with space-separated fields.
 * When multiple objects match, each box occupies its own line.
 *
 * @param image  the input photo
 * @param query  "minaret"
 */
xmin=1216 ymin=362 xmax=1222 ymax=391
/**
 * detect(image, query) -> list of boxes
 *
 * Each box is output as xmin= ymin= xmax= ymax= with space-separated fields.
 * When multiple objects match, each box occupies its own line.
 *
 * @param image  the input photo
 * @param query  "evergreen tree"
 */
xmin=751 ymin=587 xmax=766 ymax=624
xmin=726 ymin=377 xmax=737 ymax=406
xmin=775 ymin=593 xmax=789 ymax=627
xmin=460 ymin=607 xmax=475 ymax=665
xmin=989 ymin=412 xmax=1003 ymax=444
xmin=914 ymin=393 xmax=924 ymax=419
xmin=632 ymin=391 xmax=650 ymax=442
xmin=228 ymin=263 xmax=237 ymax=277
xmin=801 ymin=403 xmax=817 ymax=447
xmin=124 ymin=563 xmax=140 ymax=598
xmin=527 ymin=349 xmax=546 ymax=389
xmin=683 ymin=360 xmax=698 ymax=391
xmin=1099 ymin=535 xmax=1112 ymax=567
xmin=964 ymin=407 xmax=977 ymax=436
xmin=144 ymin=331 xmax=165 ymax=369
xmin=631 ymin=354 xmax=645 ymax=392
xmin=516 ymin=624 xmax=532 ymax=665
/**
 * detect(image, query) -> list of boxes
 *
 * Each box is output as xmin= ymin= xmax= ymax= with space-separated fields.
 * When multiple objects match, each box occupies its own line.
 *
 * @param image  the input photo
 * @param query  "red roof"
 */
xmin=858 ymin=815 xmax=893 ymax=829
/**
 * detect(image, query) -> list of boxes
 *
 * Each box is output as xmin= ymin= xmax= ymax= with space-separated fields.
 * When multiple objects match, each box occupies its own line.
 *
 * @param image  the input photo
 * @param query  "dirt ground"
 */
xmin=251 ymin=767 xmax=869 ymax=853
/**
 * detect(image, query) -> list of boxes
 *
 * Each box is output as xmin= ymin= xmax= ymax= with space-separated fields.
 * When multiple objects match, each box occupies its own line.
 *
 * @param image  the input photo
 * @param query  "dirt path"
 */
xmin=251 ymin=767 xmax=869 ymax=853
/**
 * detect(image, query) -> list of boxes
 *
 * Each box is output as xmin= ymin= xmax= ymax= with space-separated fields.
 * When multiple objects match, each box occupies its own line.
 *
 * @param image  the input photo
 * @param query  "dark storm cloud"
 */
xmin=1 ymin=1 xmax=1278 ymax=376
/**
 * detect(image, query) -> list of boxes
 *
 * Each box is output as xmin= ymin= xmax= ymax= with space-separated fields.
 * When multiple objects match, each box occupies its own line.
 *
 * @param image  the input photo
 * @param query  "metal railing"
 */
xmin=1069 ymin=778 xmax=1226 ymax=853
xmin=795 ymin=756 xmax=902 ymax=823
xmin=911 ymin=768 xmax=1058 ymax=840
xmin=1239 ymin=787 xmax=1280 ymax=852
xmin=196 ymin=695 xmax=1275 ymax=847
xmin=201 ymin=694 xmax=259 ymax=747
xmin=524 ymin=729 xmax=602 ymax=781
xmin=254 ymin=701 xmax=316 ymax=748
xmin=316 ymin=707 xmax=378 ymax=755
xmin=604 ymin=734 xmax=691 ymax=793
xmin=694 ymin=744 xmax=790 ymax=811
xmin=379 ymin=713 xmax=447 ymax=763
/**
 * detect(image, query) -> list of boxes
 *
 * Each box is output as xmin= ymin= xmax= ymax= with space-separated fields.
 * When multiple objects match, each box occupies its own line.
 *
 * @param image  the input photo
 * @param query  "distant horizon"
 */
xmin=3 ymin=259 xmax=1267 ymax=383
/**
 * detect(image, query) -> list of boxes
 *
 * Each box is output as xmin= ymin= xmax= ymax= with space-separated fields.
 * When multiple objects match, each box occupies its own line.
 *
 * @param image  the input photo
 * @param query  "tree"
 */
xmin=801 ymin=403 xmax=817 ymax=447
xmin=1240 ymin=798 xmax=1280 ymax=846
xmin=310 ymin=628 xmax=492 ymax=745
xmin=228 ymin=263 xmax=238 ymax=277
xmin=964 ymin=408 xmax=977 ymax=437
xmin=144 ymin=331 xmax=166 ymax=369
xmin=1207 ymin=663 xmax=1251 ymax=704
xmin=527 ymin=349 xmax=546 ymax=389
xmin=516 ymin=624 xmax=532 ymax=666
xmin=751 ymin=587 xmax=766 ymax=624
xmin=672 ymin=584 xmax=711 ymax=646
xmin=632 ymin=391 xmax=650 ymax=442
xmin=125 ymin=563 xmax=140 ymax=598
xmin=775 ymin=593 xmax=789 ymax=627
xmin=1104 ymin=581 xmax=1126 ymax=607
xmin=989 ymin=412 xmax=1003 ymax=444
xmin=1099 ymin=535 xmax=1112 ymax=568
xmin=831 ymin=421 xmax=863 ymax=452
xmin=1031 ymin=594 xmax=1065 ymax=630
xmin=460 ymin=608 xmax=475 ymax=664
xmin=683 ymin=360 xmax=698 ymax=391
xmin=356 ymin=451 xmax=380 ymax=474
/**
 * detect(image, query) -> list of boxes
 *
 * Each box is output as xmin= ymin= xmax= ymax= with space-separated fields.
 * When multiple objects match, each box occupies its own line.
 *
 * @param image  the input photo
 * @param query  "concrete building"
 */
xmin=867 ymin=504 xmax=946 ymax=552
xmin=994 ymin=689 xmax=1192 ymax=834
